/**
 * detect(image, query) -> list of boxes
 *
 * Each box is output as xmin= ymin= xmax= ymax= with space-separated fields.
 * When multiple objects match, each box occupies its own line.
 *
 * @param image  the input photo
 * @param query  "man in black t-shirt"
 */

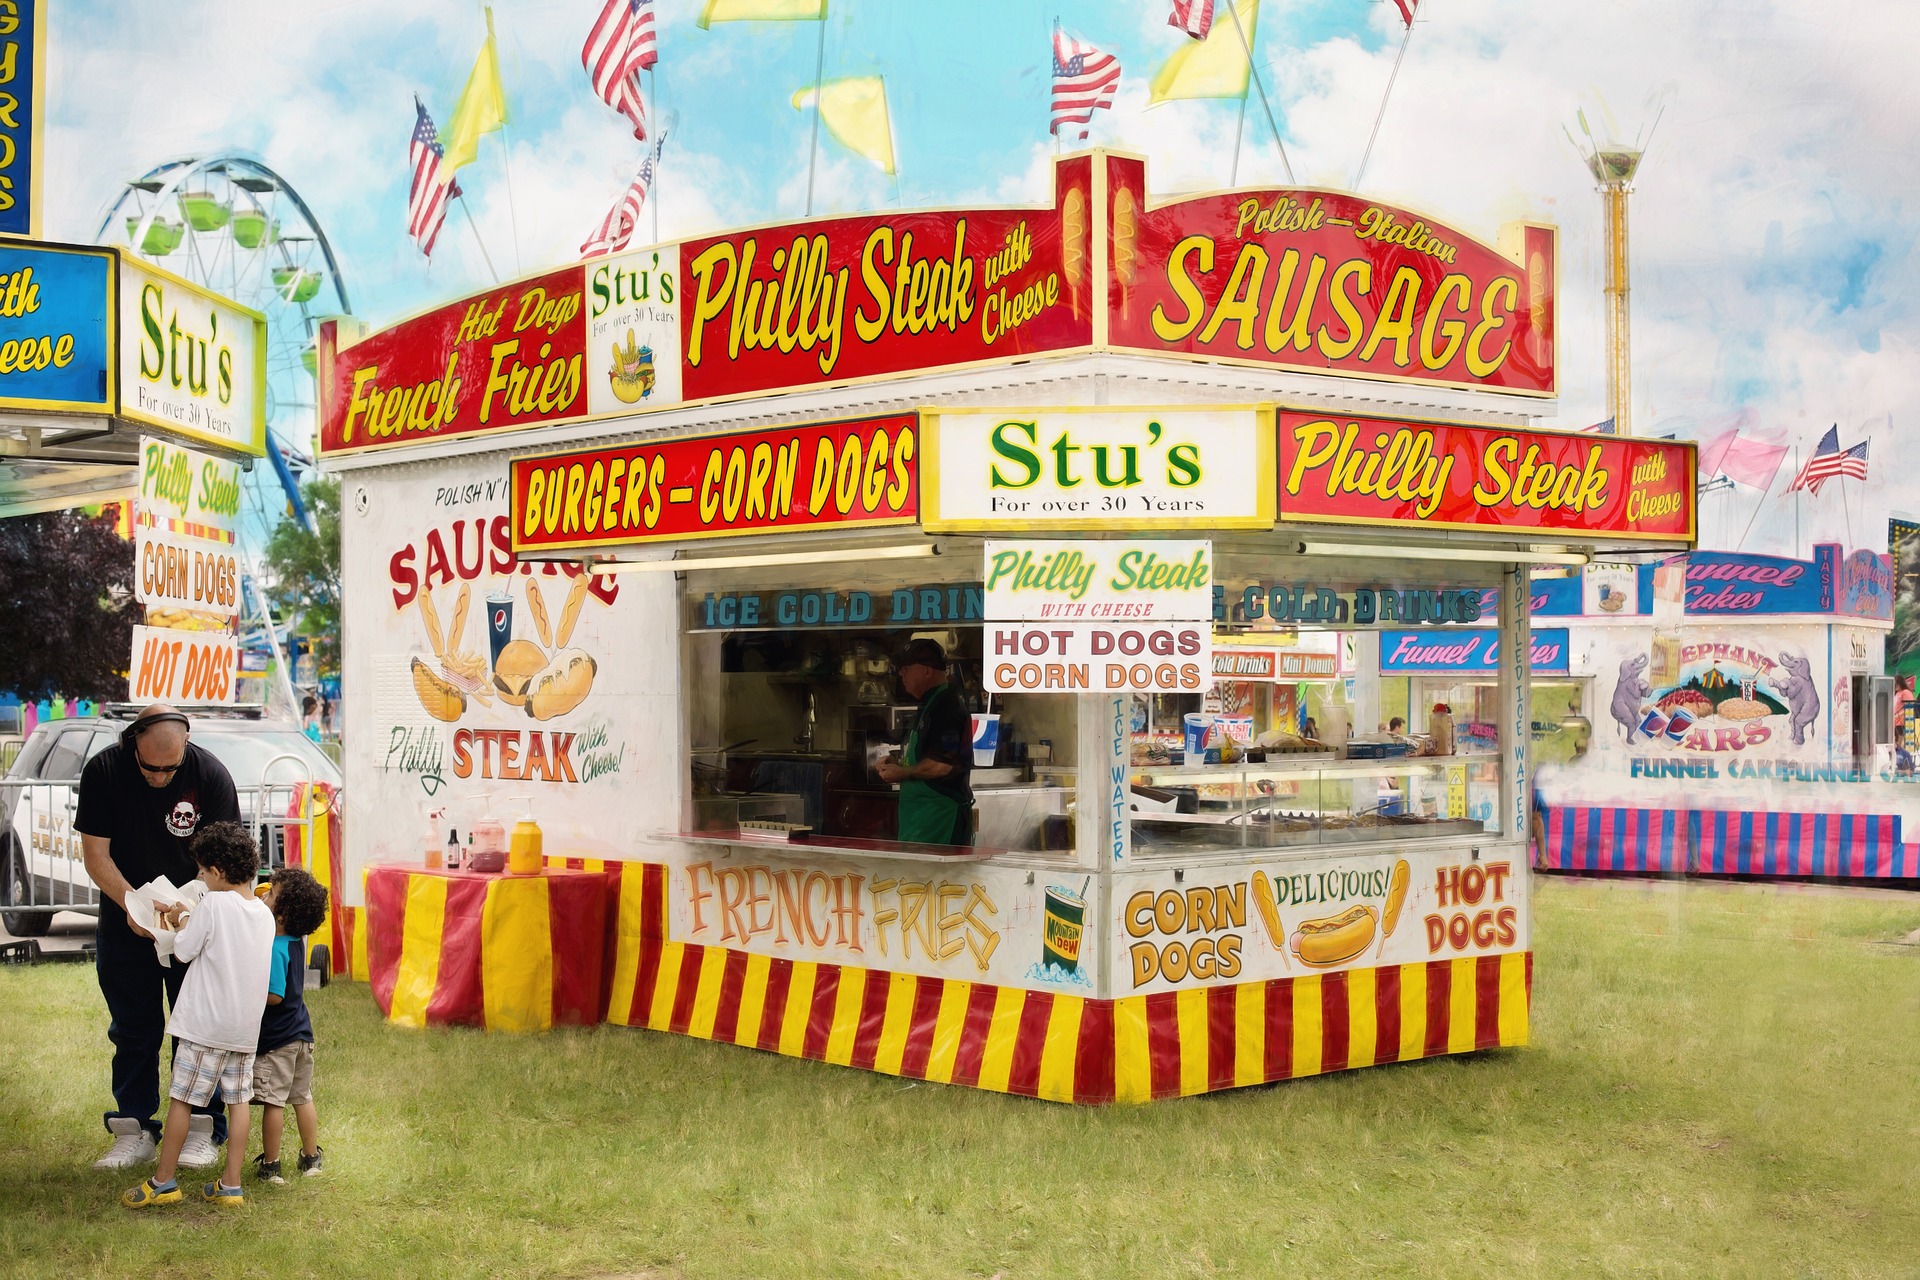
xmin=876 ymin=639 xmax=974 ymax=846
xmin=75 ymin=705 xmax=241 ymax=1170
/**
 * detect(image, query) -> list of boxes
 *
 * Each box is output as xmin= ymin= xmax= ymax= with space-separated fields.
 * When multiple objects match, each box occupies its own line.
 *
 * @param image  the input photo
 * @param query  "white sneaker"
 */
xmin=176 ymin=1115 xmax=220 ymax=1169
xmin=93 ymin=1117 xmax=157 ymax=1169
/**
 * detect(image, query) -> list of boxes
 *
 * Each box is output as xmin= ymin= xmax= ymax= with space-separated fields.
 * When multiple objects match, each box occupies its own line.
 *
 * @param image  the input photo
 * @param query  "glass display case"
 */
xmin=1128 ymin=756 xmax=1487 ymax=858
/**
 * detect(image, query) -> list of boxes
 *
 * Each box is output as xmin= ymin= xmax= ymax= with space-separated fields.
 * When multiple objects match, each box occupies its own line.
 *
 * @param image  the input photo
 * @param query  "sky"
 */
xmin=42 ymin=0 xmax=1920 ymax=560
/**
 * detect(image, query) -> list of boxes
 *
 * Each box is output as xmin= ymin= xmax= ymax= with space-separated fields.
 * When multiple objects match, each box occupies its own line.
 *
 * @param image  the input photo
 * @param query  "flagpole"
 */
xmin=648 ymin=67 xmax=660 ymax=245
xmin=1353 ymin=18 xmax=1416 ymax=190
xmin=804 ymin=12 xmax=827 ymax=216
xmin=1225 ymin=1 xmax=1293 ymax=184
xmin=458 ymin=195 xmax=500 ymax=284
xmin=1733 ymin=448 xmax=1790 ymax=552
xmin=486 ymin=8 xmax=523 ymax=274
xmin=1051 ymin=18 xmax=1061 ymax=158
xmin=1793 ymin=444 xmax=1802 ymax=557
xmin=1229 ymin=90 xmax=1248 ymax=186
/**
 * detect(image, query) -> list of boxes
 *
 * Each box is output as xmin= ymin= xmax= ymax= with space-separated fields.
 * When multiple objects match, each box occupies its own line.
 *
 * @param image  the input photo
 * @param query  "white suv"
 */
xmin=1 ymin=707 xmax=341 ymax=938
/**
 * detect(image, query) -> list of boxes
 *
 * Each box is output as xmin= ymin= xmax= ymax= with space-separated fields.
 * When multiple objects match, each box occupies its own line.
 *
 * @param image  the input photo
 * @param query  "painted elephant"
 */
xmin=1610 ymin=653 xmax=1652 ymax=743
xmin=1778 ymin=651 xmax=1820 ymax=747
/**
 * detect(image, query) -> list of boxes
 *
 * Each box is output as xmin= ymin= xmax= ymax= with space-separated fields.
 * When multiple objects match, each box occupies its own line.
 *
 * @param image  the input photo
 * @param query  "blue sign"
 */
xmin=0 ymin=1 xmax=41 ymax=237
xmin=0 ymin=242 xmax=112 ymax=412
xmin=1380 ymin=628 xmax=1570 ymax=675
xmin=697 ymin=583 xmax=985 ymax=630
xmin=1637 ymin=547 xmax=1835 ymax=617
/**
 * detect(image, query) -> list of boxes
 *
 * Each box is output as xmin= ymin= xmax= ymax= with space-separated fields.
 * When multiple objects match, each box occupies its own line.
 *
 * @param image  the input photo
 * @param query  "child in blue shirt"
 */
xmin=251 ymin=867 xmax=328 ymax=1183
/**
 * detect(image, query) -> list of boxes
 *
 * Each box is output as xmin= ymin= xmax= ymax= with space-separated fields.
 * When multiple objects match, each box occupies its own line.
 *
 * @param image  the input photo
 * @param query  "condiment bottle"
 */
xmin=424 ymin=807 xmax=447 ymax=869
xmin=470 ymin=798 xmax=508 ymax=874
xmin=508 ymin=797 xmax=543 ymax=875
xmin=445 ymin=827 xmax=462 ymax=872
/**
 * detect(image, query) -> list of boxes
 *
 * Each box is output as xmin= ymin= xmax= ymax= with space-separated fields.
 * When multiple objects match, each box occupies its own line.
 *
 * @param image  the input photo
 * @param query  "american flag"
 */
xmin=581 ymin=144 xmax=659 ymax=259
xmin=583 ymin=0 xmax=656 ymax=143
xmin=1051 ymin=25 xmax=1121 ymax=141
xmin=1168 ymin=0 xmax=1214 ymax=39
xmin=408 ymin=97 xmax=459 ymax=258
xmin=1788 ymin=424 xmax=1871 ymax=496
xmin=1393 ymin=0 xmax=1419 ymax=27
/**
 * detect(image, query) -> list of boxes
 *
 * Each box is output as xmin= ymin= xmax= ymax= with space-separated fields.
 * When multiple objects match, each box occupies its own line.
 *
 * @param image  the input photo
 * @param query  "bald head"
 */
xmin=129 ymin=704 xmax=189 ymax=786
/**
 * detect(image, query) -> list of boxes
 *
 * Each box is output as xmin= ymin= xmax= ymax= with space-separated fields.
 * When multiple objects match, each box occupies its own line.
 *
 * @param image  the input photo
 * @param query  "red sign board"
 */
xmin=1212 ymin=648 xmax=1339 ymax=680
xmin=1104 ymin=155 xmax=1556 ymax=396
xmin=510 ymin=413 xmax=919 ymax=552
xmin=679 ymin=155 xmax=1094 ymax=401
xmin=1276 ymin=410 xmax=1695 ymax=542
xmin=319 ymin=266 xmax=587 ymax=454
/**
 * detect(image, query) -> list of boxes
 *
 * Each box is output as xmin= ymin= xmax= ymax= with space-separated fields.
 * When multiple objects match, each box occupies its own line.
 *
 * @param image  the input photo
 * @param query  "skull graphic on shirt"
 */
xmin=164 ymin=799 xmax=200 ymax=838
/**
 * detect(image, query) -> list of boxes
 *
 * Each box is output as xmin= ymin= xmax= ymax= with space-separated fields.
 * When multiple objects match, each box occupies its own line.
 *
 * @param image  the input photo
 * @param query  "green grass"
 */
xmin=1 ymin=877 xmax=1917 ymax=1279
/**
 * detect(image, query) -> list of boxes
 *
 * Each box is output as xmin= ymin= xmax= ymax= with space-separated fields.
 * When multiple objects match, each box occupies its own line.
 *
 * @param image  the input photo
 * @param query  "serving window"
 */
xmin=680 ymin=551 xmax=1078 ymax=860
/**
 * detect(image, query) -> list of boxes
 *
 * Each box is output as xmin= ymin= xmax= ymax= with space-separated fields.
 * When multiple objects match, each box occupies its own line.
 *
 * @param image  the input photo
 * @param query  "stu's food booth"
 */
xmin=319 ymin=152 xmax=1695 ymax=1101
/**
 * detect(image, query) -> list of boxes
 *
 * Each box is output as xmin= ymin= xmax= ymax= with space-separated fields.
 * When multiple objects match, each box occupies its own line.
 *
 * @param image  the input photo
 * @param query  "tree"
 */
xmin=263 ymin=477 xmax=342 ymax=678
xmin=0 ymin=509 xmax=136 ymax=700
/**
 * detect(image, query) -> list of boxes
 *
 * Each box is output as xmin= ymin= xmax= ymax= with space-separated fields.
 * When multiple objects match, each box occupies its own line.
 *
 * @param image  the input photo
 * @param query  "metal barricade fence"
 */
xmin=1 ymin=761 xmax=342 ymax=930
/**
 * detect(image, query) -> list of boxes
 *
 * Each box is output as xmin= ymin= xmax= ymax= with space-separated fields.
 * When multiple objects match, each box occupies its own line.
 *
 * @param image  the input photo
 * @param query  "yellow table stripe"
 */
xmin=778 ymin=962 xmax=818 ymax=1058
xmin=1499 ymin=952 xmax=1530 ymax=1046
xmin=1290 ymin=974 xmax=1322 ymax=1078
xmin=647 ymin=943 xmax=684 ymax=1032
xmin=1112 ymin=997 xmax=1151 ymax=1103
xmin=604 ymin=871 xmax=651 ymax=1026
xmin=350 ymin=908 xmax=370 ymax=983
xmin=1347 ymin=967 xmax=1377 ymax=1069
xmin=1449 ymin=957 xmax=1477 ymax=1054
xmin=735 ymin=953 xmax=773 ymax=1047
xmin=822 ymin=966 xmax=867 ymax=1066
xmin=1234 ymin=982 xmax=1266 ymax=1087
xmin=974 ymin=985 xmax=1026 ymax=1094
xmin=482 ymin=875 xmax=554 ymax=1034
xmin=1175 ymin=987 xmax=1209 ymax=1097
xmin=687 ymin=945 xmax=727 ymax=1041
xmin=389 ymin=874 xmax=449 ymax=1028
xmin=923 ymin=979 xmax=971 ymax=1085
xmin=1036 ymin=995 xmax=1083 ymax=1103
xmin=873 ymin=972 xmax=918 ymax=1077
xmin=1398 ymin=962 xmax=1427 ymax=1061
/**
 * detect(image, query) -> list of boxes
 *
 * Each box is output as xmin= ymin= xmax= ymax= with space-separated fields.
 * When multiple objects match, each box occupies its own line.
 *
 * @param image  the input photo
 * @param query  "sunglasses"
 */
xmin=136 ymin=754 xmax=184 ymax=775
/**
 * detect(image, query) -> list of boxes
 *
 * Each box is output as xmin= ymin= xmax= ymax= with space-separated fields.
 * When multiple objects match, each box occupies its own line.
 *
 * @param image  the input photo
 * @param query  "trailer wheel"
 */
xmin=2 ymin=842 xmax=51 ymax=938
xmin=308 ymin=943 xmax=331 ymax=988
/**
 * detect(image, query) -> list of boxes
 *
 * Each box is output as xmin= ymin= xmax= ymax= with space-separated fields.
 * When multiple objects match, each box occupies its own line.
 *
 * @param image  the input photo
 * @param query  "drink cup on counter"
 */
xmin=970 ymin=713 xmax=1001 ymax=766
xmin=1182 ymin=713 xmax=1216 ymax=766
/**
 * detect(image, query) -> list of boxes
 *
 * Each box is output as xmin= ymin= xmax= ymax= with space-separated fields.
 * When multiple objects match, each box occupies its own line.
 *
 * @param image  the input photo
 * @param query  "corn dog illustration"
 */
xmin=418 ymin=588 xmax=445 ymax=659
xmin=1061 ymin=187 xmax=1088 ymax=320
xmin=556 ymin=573 xmax=591 ymax=649
xmin=446 ymin=582 xmax=471 ymax=655
xmin=1112 ymin=186 xmax=1138 ymax=321
xmin=1376 ymin=858 xmax=1411 ymax=958
xmin=525 ymin=577 xmax=552 ymax=650
xmin=1250 ymin=871 xmax=1289 ymax=970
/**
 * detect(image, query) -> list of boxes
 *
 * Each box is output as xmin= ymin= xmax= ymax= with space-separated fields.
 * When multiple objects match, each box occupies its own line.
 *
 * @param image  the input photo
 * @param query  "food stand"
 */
xmin=1533 ymin=544 xmax=1912 ymax=878
xmin=320 ymin=152 xmax=1696 ymax=1098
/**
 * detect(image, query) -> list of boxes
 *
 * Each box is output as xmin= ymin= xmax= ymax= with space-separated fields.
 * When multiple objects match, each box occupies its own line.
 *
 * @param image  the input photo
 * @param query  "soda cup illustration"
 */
xmin=1662 ymin=708 xmax=1695 ymax=743
xmin=1637 ymin=708 xmax=1669 ymax=738
xmin=1042 ymin=883 xmax=1087 ymax=973
xmin=486 ymin=591 xmax=514 ymax=666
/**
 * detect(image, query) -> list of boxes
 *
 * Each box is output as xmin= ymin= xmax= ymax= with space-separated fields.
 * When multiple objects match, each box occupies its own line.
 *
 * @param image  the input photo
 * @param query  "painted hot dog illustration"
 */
xmin=1289 ymin=904 xmax=1379 ymax=968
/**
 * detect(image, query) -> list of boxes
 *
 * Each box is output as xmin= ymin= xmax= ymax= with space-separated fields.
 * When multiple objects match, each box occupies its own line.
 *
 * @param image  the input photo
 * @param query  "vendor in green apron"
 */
xmin=875 ymin=638 xmax=975 ymax=846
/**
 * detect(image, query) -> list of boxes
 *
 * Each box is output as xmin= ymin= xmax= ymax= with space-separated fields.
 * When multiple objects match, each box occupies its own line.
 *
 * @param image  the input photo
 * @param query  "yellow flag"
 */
xmin=793 ymin=76 xmax=894 ymax=175
xmin=699 ymin=0 xmax=826 ymax=27
xmin=1149 ymin=0 xmax=1259 ymax=103
xmin=442 ymin=26 xmax=510 ymax=175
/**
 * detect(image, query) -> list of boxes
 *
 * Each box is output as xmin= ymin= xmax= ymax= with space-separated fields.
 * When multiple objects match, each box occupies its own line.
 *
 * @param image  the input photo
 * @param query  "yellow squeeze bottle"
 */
xmin=508 ymin=797 xmax=543 ymax=875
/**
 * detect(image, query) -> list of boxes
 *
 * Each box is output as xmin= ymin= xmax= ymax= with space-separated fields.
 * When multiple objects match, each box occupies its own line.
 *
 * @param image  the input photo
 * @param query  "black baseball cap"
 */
xmin=895 ymin=638 xmax=947 ymax=669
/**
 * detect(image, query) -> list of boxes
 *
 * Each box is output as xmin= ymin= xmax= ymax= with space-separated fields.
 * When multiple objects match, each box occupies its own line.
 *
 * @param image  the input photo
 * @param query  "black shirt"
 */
xmin=259 ymin=936 xmax=314 ymax=1053
xmin=74 ymin=740 xmax=241 ymax=935
xmin=911 ymin=683 xmax=973 ymax=806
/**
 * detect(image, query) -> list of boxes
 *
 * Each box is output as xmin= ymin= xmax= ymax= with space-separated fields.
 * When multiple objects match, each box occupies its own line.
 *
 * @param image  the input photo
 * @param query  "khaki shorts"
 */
xmin=251 ymin=1040 xmax=314 ymax=1108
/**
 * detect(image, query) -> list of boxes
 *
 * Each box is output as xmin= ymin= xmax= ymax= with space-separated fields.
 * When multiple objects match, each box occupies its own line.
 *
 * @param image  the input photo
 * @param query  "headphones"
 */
xmin=121 ymin=710 xmax=191 ymax=750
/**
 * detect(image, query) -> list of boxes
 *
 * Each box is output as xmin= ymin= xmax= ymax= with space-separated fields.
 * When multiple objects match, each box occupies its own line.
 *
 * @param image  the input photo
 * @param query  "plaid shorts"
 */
xmin=170 ymin=1040 xmax=256 ymax=1107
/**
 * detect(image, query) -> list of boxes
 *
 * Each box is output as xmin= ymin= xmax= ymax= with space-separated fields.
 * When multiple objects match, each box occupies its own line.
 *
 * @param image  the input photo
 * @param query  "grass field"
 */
xmin=1 ymin=877 xmax=1916 ymax=1280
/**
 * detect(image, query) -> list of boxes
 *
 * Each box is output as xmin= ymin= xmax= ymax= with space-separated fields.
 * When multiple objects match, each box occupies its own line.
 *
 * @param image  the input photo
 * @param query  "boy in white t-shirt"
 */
xmin=121 ymin=822 xmax=275 ymax=1211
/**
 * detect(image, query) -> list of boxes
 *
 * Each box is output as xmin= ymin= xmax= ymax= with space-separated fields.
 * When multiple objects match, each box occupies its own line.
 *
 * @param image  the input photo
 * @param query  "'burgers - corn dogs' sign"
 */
xmin=509 ymin=413 xmax=918 ymax=553
xmin=1276 ymin=409 xmax=1696 ymax=542
xmin=1116 ymin=850 xmax=1526 ymax=994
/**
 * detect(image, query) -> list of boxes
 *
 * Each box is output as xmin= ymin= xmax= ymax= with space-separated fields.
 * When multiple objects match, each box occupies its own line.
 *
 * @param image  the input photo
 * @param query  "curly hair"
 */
xmin=268 ymin=866 xmax=329 ymax=938
xmin=188 ymin=821 xmax=259 ymax=887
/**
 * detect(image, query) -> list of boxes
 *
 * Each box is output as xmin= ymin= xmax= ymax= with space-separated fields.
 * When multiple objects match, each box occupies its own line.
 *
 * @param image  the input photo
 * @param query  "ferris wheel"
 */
xmin=94 ymin=154 xmax=352 ymax=550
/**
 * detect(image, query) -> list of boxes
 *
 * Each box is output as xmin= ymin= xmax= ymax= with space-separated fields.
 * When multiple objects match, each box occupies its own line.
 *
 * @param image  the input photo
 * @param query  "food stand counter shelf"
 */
xmin=364 ymin=864 xmax=609 ymax=1033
